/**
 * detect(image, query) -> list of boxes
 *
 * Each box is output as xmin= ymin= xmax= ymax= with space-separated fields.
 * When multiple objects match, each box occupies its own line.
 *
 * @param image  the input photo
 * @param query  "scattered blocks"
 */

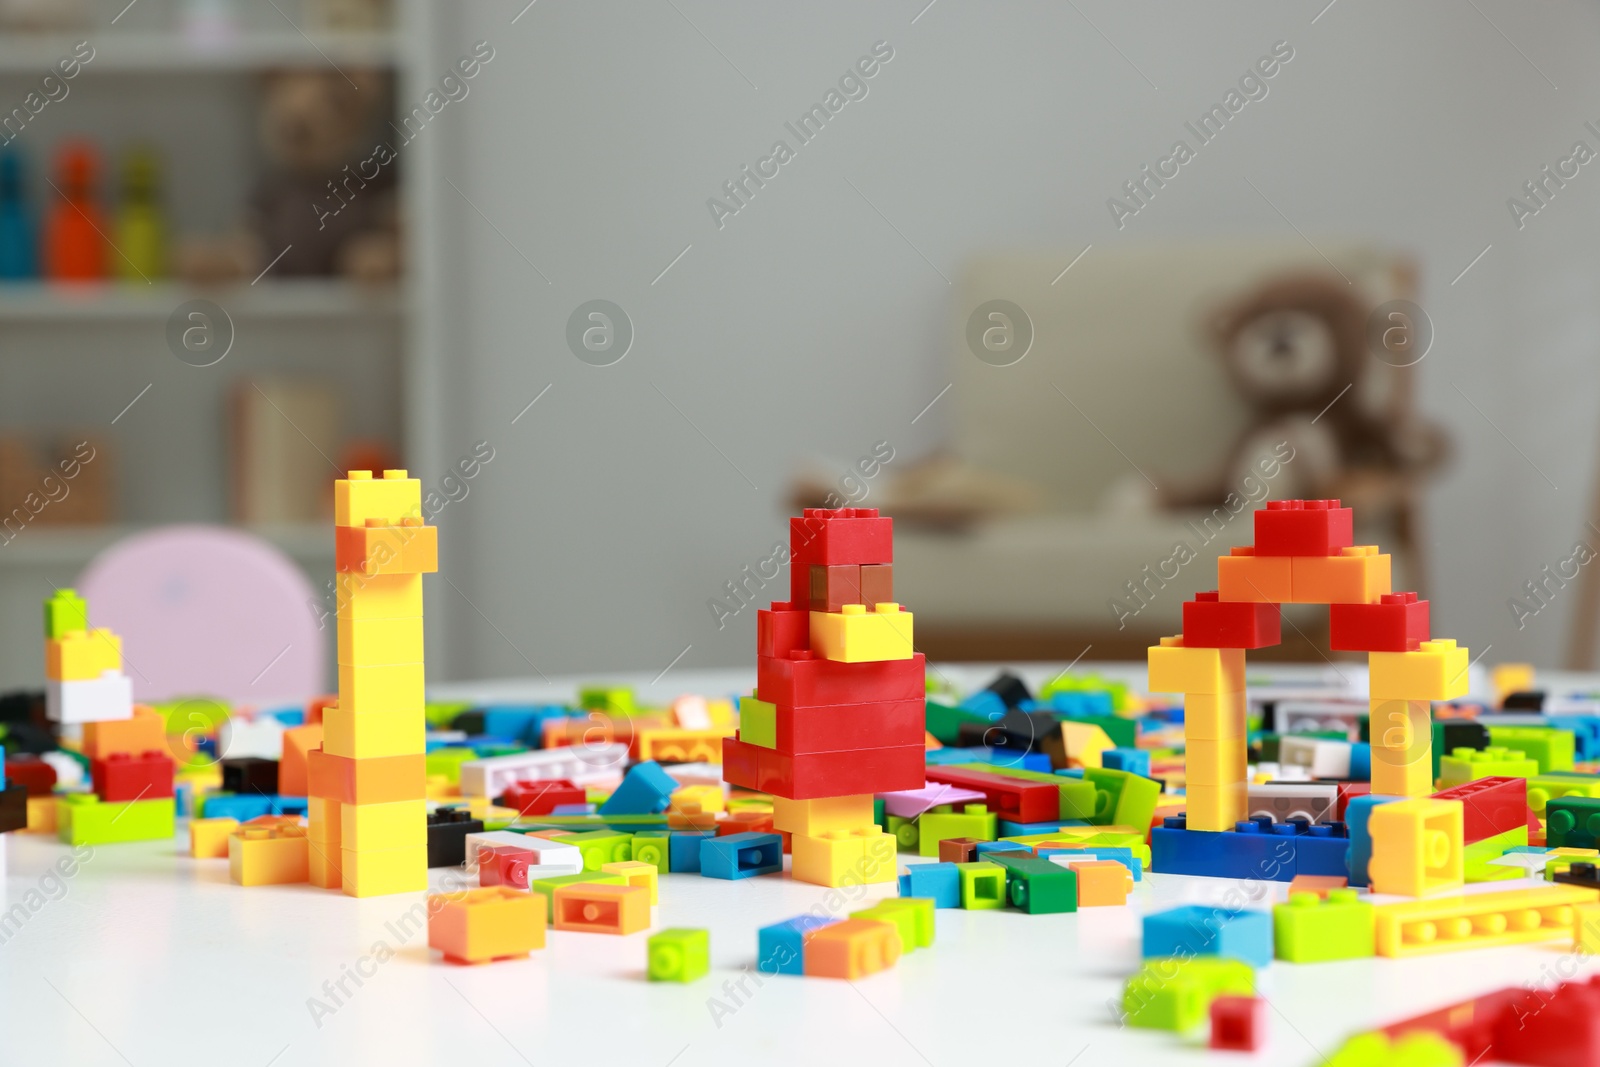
xmin=429 ymin=886 xmax=546 ymax=964
xmin=1143 ymin=905 xmax=1273 ymax=968
xmin=1123 ymin=956 xmax=1254 ymax=1031
xmin=648 ymin=928 xmax=709 ymax=982
xmin=802 ymin=918 xmax=901 ymax=979
xmin=1274 ymin=889 xmax=1375 ymax=962
xmin=599 ymin=760 xmax=677 ymax=816
xmin=759 ymin=915 xmax=840 ymax=976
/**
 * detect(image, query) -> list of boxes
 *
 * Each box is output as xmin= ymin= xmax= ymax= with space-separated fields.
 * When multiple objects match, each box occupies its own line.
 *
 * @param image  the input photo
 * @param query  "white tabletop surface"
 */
xmin=2 ymin=662 xmax=1588 ymax=1067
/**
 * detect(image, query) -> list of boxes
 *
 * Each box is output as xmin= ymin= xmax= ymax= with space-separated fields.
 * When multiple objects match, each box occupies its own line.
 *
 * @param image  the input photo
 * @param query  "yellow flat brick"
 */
xmin=1369 ymin=798 xmax=1463 ymax=896
xmin=1369 ymin=640 xmax=1470 ymax=701
xmin=46 ymin=629 xmax=121 ymax=681
xmin=772 ymin=795 xmax=876 ymax=837
xmin=338 ymin=615 xmax=424 ymax=666
xmin=322 ymin=706 xmax=424 ymax=759
xmin=342 ymin=845 xmax=427 ymax=897
xmin=1374 ymin=885 xmax=1589 ymax=957
xmin=336 ymin=469 xmax=421 ymax=527
xmin=809 ymin=604 xmax=914 ymax=663
xmin=334 ymin=573 xmax=423 ymax=621
xmin=340 ymin=798 xmax=426 ymax=851
xmin=1148 ymin=638 xmax=1245 ymax=696
xmin=336 ymin=662 xmax=425 ymax=714
xmin=1183 ymin=691 xmax=1247 ymax=740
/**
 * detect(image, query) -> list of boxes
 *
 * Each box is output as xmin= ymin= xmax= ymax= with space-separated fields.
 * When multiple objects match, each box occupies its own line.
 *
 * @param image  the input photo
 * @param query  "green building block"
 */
xmin=562 ymin=830 xmax=635 ymax=870
xmin=1490 ymin=726 xmax=1576 ymax=774
xmin=43 ymin=589 xmax=88 ymax=639
xmin=950 ymin=763 xmax=1098 ymax=820
xmin=956 ymin=862 xmax=1007 ymax=909
xmin=529 ymin=872 xmax=625 ymax=919
xmin=874 ymin=796 xmax=886 ymax=831
xmin=1273 ymin=889 xmax=1375 ymax=962
xmin=1527 ymin=774 xmax=1600 ymax=815
xmin=737 ymin=695 xmax=776 ymax=748
xmin=862 ymin=897 xmax=936 ymax=947
xmin=578 ymin=685 xmax=637 ymax=716
xmin=886 ymin=814 xmax=920 ymax=852
xmin=1437 ymin=745 xmax=1539 ymax=786
xmin=1464 ymin=825 xmax=1529 ymax=882
xmin=1082 ymin=767 xmax=1160 ymax=829
xmin=56 ymin=795 xmax=175 ymax=846
xmin=426 ymin=701 xmax=473 ymax=729
xmin=1326 ymin=1031 xmax=1465 ymax=1067
xmin=424 ymin=747 xmax=477 ymax=783
xmin=918 ymin=805 xmax=997 ymax=857
xmin=1004 ymin=858 xmax=1078 ymax=914
xmin=630 ymin=831 xmax=672 ymax=873
xmin=924 ymin=701 xmax=990 ymax=745
xmin=1123 ymin=956 xmax=1254 ymax=1031
xmin=850 ymin=905 xmax=921 ymax=952
xmin=648 ymin=928 xmax=710 ymax=982
xmin=1546 ymin=795 xmax=1600 ymax=849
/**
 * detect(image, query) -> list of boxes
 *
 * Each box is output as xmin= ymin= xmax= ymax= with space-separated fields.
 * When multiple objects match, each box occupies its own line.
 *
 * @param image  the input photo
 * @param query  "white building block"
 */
xmin=459 ymin=744 xmax=629 ymax=797
xmin=45 ymin=672 xmax=132 ymax=725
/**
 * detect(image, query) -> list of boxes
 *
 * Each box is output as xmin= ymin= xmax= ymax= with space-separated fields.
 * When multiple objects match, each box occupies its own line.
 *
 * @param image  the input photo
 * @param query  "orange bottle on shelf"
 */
xmin=43 ymin=140 xmax=106 ymax=281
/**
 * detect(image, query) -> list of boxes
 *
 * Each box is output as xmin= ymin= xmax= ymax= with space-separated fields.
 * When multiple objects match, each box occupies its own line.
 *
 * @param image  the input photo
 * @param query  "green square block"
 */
xmin=1438 ymin=746 xmax=1539 ymax=786
xmin=738 ymin=694 xmax=776 ymax=749
xmin=885 ymin=814 xmax=920 ymax=852
xmin=425 ymin=701 xmax=473 ymax=729
xmin=956 ymin=861 xmax=1007 ymax=910
xmin=424 ymin=747 xmax=477 ymax=783
xmin=1527 ymin=774 xmax=1600 ymax=815
xmin=862 ymin=897 xmax=936 ymax=947
xmin=1083 ymin=767 xmax=1161 ymax=829
xmin=918 ymin=805 xmax=996 ymax=857
xmin=850 ymin=906 xmax=918 ymax=952
xmin=1273 ymin=889 xmax=1375 ymax=962
xmin=1464 ymin=825 xmax=1529 ymax=882
xmin=1123 ymin=956 xmax=1254 ymax=1031
xmin=1490 ymin=726 xmax=1576 ymax=774
xmin=1547 ymin=795 xmax=1600 ymax=849
xmin=924 ymin=701 xmax=990 ymax=745
xmin=1003 ymin=858 xmax=1078 ymax=914
xmin=562 ymin=830 xmax=635 ymax=870
xmin=648 ymin=928 xmax=710 ymax=982
xmin=529 ymin=873 xmax=625 ymax=919
xmin=950 ymin=763 xmax=1098 ymax=820
xmin=631 ymin=831 xmax=672 ymax=873
xmin=578 ymin=685 xmax=636 ymax=716
xmin=43 ymin=589 xmax=88 ymax=639
xmin=57 ymin=795 xmax=175 ymax=846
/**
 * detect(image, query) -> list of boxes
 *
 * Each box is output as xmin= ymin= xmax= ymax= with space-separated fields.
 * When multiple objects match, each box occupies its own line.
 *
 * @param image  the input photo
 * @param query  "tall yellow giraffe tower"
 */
xmin=306 ymin=470 xmax=436 ymax=897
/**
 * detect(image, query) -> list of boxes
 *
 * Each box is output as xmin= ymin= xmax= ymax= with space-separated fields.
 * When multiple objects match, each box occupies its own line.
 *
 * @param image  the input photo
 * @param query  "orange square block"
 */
xmin=308 ymin=749 xmax=426 ymax=806
xmin=82 ymin=705 xmax=166 ymax=761
xmin=1290 ymin=546 xmax=1391 ymax=604
xmin=429 ymin=886 xmax=546 ymax=964
xmin=1217 ymin=548 xmax=1292 ymax=603
xmin=336 ymin=521 xmax=438 ymax=577
xmin=1075 ymin=859 xmax=1134 ymax=906
xmin=280 ymin=723 xmax=322 ymax=798
xmin=802 ymin=919 xmax=902 ymax=979
xmin=551 ymin=882 xmax=650 ymax=935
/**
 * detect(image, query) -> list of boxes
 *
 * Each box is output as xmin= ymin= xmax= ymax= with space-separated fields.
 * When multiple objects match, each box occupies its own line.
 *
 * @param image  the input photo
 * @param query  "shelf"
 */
xmin=0 ymin=280 xmax=401 ymax=322
xmin=0 ymin=31 xmax=400 ymax=73
xmin=0 ymin=523 xmax=333 ymax=568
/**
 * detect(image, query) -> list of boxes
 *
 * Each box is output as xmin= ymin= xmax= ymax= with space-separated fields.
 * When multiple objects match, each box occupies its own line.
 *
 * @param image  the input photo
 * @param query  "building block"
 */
xmin=1184 ymin=691 xmax=1248 ymax=741
xmin=1210 ymin=996 xmax=1266 ymax=1052
xmin=501 ymin=778 xmax=585 ymax=817
xmin=308 ymin=837 xmax=342 ymax=889
xmin=668 ymin=830 xmax=715 ymax=873
xmin=771 ymin=794 xmax=875 ymax=837
xmin=788 ymin=508 xmax=892 ymax=570
xmin=1075 ymin=858 xmax=1133 ymax=905
xmin=922 ymin=767 xmax=1058 ymax=825
xmin=789 ymin=828 xmax=895 ymax=886
xmin=1148 ymin=638 xmax=1245 ymax=695
xmin=1437 ymin=746 xmax=1539 ymax=787
xmin=1430 ymin=777 xmax=1527 ymax=844
xmin=82 ymin=704 xmax=166 ymax=760
xmin=43 ymin=588 xmax=87 ymax=638
xmin=1525 ymin=773 xmax=1600 ymax=815
xmin=341 ymin=845 xmax=427 ymax=896
xmin=1003 ymin=857 xmax=1079 ymax=913
xmin=337 ymin=615 xmax=424 ymax=667
xmin=1330 ymin=593 xmax=1430 ymax=652
xmin=1546 ymin=795 xmax=1600 ymax=849
xmin=229 ymin=823 xmax=310 ymax=886
xmin=755 ymin=650 xmax=924 ymax=709
xmin=529 ymin=872 xmax=625 ymax=919
xmin=859 ymin=563 xmax=894 ymax=608
xmin=808 ymin=603 xmax=913 ymax=664
xmin=189 ymin=816 xmax=239 ymax=858
xmin=758 ymin=915 xmax=841 ymax=975
xmin=757 ymin=607 xmax=811 ymax=659
xmin=1102 ymin=747 xmax=1151 ymax=777
xmin=221 ymin=757 xmax=279 ymax=796
xmin=1185 ymin=737 xmax=1248 ymax=786
xmin=1182 ymin=593 xmax=1282 ymax=649
xmin=701 ymin=831 xmax=782 ymax=879
xmin=802 ymin=918 xmax=900 ymax=979
xmin=599 ymin=760 xmax=677 ymax=815
xmin=559 ymin=829 xmax=633 ymax=871
xmin=333 ymin=572 xmax=423 ymax=621
xmin=1370 ymin=640 xmax=1470 ymax=702
xmin=1488 ymin=725 xmax=1575 ymax=774
xmin=635 ymin=726 xmax=728 ymax=764
xmin=429 ymin=886 xmax=545 ymax=964
xmin=1373 ymin=884 xmax=1590 ymax=957
xmin=1153 ymin=815 xmax=1348 ymax=881
xmin=1274 ymin=889 xmax=1375 ymax=962
xmin=1184 ymin=783 xmax=1250 ymax=833
xmin=737 ymin=695 xmax=775 ymax=748
xmin=937 ymin=836 xmax=980 ymax=863
xmin=956 ymin=861 xmax=1006 ymax=909
xmin=809 ymin=563 xmax=863 ymax=611
xmin=1143 ymin=905 xmax=1273 ymax=967
xmin=1123 ymin=957 xmax=1254 ymax=1031
xmin=1291 ymin=547 xmax=1391 ymax=604
xmin=426 ymin=807 xmax=484 ymax=868
xmin=1215 ymin=547 xmax=1294 ymax=603
xmin=918 ymin=805 xmax=998 ymax=857
xmin=46 ymin=628 xmax=121 ymax=681
xmin=1464 ymin=825 xmax=1528 ymax=882
xmin=1288 ymin=874 xmax=1347 ymax=898
xmin=335 ymin=521 xmax=438 ymax=576
xmin=279 ymin=723 xmax=321 ymax=797
xmin=722 ymin=738 xmax=926 ymax=799
xmin=56 ymin=795 xmax=174 ymax=845
xmin=944 ymin=763 xmax=1100 ymax=821
xmin=91 ymin=750 xmax=175 ymax=802
xmin=551 ymin=882 xmax=650 ymax=935
xmin=4 ymin=757 xmax=55 ymax=798
xmin=479 ymin=845 xmax=536 ymax=888
xmin=45 ymin=672 xmax=133 ymax=725
xmin=335 ymin=663 xmax=425 ymax=715
xmin=321 ymin=706 xmax=423 ymax=760
xmin=341 ymin=798 xmax=425 ymax=851
xmin=335 ymin=469 xmax=421 ymax=526
xmin=600 ymin=859 xmax=659 ymax=903
xmin=1254 ymin=499 xmax=1354 ymax=555
xmin=767 ymin=697 xmax=925 ymax=754
xmin=1368 ymin=798 xmax=1464 ymax=896
xmin=897 ymin=863 xmax=961 ymax=908
xmin=24 ymin=795 xmax=57 ymax=834
xmin=1369 ymin=698 xmax=1434 ymax=797
xmin=308 ymin=750 xmax=425 ymax=805
xmin=862 ymin=897 xmax=935 ymax=948
xmin=1248 ymin=782 xmax=1337 ymax=825
xmin=648 ymin=928 xmax=709 ymax=982
xmin=1576 ymin=902 xmax=1600 ymax=954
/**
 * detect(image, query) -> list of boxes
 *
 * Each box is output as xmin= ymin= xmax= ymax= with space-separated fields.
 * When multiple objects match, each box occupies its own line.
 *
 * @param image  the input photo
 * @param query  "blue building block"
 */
xmin=1143 ymin=905 xmax=1273 ymax=968
xmin=257 ymin=705 xmax=306 ymax=726
xmin=1102 ymin=747 xmax=1151 ymax=778
xmin=201 ymin=793 xmax=274 ymax=821
xmin=924 ymin=747 xmax=990 ymax=766
xmin=701 ymin=832 xmax=783 ymax=879
xmin=1151 ymin=815 xmax=1349 ymax=881
xmin=1349 ymin=742 xmax=1371 ymax=781
xmin=1055 ymin=768 xmax=1086 ymax=778
xmin=1000 ymin=819 xmax=1070 ymax=837
xmin=668 ymin=829 xmax=716 ymax=873
xmin=976 ymin=841 xmax=1031 ymax=857
xmin=1038 ymin=845 xmax=1143 ymax=881
xmin=960 ymin=690 xmax=1007 ymax=719
xmin=898 ymin=862 xmax=962 ymax=908
xmin=271 ymin=795 xmax=308 ymax=816
xmin=599 ymin=760 xmax=677 ymax=816
xmin=1344 ymin=794 xmax=1404 ymax=887
xmin=758 ymin=915 xmax=841 ymax=975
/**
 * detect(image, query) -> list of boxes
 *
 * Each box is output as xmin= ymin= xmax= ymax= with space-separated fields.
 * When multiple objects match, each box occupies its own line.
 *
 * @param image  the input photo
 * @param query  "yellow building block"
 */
xmin=228 ymin=824 xmax=310 ymax=886
xmin=340 ymin=798 xmax=426 ymax=851
xmin=24 ymin=795 xmax=57 ymax=834
xmin=1216 ymin=549 xmax=1292 ymax=602
xmin=337 ymin=615 xmax=424 ymax=667
xmin=334 ymin=573 xmax=423 ymax=621
xmin=1369 ymin=640 xmax=1470 ymax=701
xmin=308 ymin=838 xmax=342 ymax=889
xmin=322 ymin=706 xmax=424 ymax=760
xmin=341 ymin=845 xmax=427 ymax=897
xmin=336 ymin=663 xmax=425 ymax=714
xmin=1369 ymin=698 xmax=1434 ymax=797
xmin=429 ymin=886 xmax=545 ymax=963
xmin=1184 ymin=737 xmax=1247 ymax=787
xmin=1148 ymin=638 xmax=1245 ymax=695
xmin=601 ymin=859 xmax=660 ymax=904
xmin=1060 ymin=722 xmax=1114 ymax=768
xmin=1493 ymin=663 xmax=1535 ymax=704
xmin=307 ymin=796 xmax=341 ymax=845
xmin=669 ymin=784 xmax=726 ymax=816
xmin=1185 ymin=782 xmax=1247 ymax=831
xmin=1575 ymin=901 xmax=1600 ymax=953
xmin=46 ymin=628 xmax=122 ymax=681
xmin=1369 ymin=798 xmax=1463 ymax=896
xmin=637 ymin=726 xmax=728 ymax=764
xmin=335 ymin=469 xmax=421 ymax=527
xmin=190 ymin=816 xmax=239 ymax=858
xmin=1289 ymin=546 xmax=1391 ymax=605
xmin=1183 ymin=691 xmax=1247 ymax=740
xmin=1374 ymin=885 xmax=1589 ymax=957
xmin=82 ymin=704 xmax=166 ymax=760
xmin=809 ymin=603 xmax=914 ymax=663
xmin=790 ymin=828 xmax=896 ymax=887
xmin=772 ymin=794 xmax=876 ymax=837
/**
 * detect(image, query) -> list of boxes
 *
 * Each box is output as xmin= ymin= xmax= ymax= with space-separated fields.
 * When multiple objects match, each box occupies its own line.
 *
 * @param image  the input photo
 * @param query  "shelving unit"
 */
xmin=0 ymin=280 xmax=401 ymax=321
xmin=0 ymin=30 xmax=400 ymax=72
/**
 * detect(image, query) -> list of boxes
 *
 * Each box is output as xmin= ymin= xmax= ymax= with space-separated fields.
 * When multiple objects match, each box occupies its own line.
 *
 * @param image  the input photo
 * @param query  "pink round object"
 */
xmin=77 ymin=525 xmax=328 ymax=706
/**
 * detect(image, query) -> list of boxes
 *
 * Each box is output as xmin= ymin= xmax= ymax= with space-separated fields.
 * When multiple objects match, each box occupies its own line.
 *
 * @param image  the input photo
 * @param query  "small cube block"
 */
xmin=1182 ymin=593 xmax=1282 ymax=649
xmin=1075 ymin=859 xmax=1134 ymax=906
xmin=429 ymin=886 xmax=546 ymax=963
xmin=190 ymin=816 xmax=239 ymax=859
xmin=1210 ymin=995 xmax=1267 ymax=1052
xmin=648 ymin=928 xmax=710 ymax=982
xmin=1253 ymin=498 xmax=1353 ymax=556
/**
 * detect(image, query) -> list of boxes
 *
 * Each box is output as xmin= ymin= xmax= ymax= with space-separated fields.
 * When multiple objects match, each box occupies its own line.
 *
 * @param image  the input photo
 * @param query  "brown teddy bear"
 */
xmin=1162 ymin=272 xmax=1447 ymax=510
xmin=179 ymin=69 xmax=400 ymax=284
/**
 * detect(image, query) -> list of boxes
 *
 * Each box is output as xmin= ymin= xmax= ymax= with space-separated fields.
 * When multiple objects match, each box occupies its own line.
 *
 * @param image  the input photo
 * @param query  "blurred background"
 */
xmin=2 ymin=0 xmax=1598 ymax=698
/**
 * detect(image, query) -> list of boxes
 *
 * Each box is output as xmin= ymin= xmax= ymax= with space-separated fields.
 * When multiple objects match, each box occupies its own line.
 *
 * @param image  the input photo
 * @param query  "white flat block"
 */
xmin=45 ymin=673 xmax=132 ymax=724
xmin=459 ymin=744 xmax=629 ymax=797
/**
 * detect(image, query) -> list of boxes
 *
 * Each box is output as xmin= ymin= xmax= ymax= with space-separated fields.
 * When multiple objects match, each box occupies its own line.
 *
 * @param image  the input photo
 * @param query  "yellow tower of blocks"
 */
xmin=307 ymin=470 xmax=436 ymax=897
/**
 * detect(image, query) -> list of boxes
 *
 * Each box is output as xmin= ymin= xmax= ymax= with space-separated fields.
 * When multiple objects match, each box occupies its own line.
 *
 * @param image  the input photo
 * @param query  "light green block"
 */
xmin=738 ymin=694 xmax=776 ymax=749
xmin=578 ymin=685 xmax=637 ymax=716
xmin=561 ymin=830 xmax=634 ymax=870
xmin=886 ymin=814 xmax=920 ymax=852
xmin=1326 ymin=1031 xmax=1465 ymax=1067
xmin=43 ymin=589 xmax=87 ymax=639
xmin=1438 ymin=746 xmax=1539 ymax=786
xmin=630 ymin=831 xmax=672 ymax=873
xmin=919 ymin=805 xmax=997 ymax=857
xmin=850 ymin=906 xmax=919 ymax=952
xmin=1464 ymin=825 xmax=1530 ymax=882
xmin=1273 ymin=889 xmax=1375 ymax=962
xmin=1527 ymin=774 xmax=1600 ymax=815
xmin=648 ymin=928 xmax=710 ymax=982
xmin=424 ymin=747 xmax=477 ymax=783
xmin=863 ymin=897 xmax=936 ymax=947
xmin=1489 ymin=726 xmax=1575 ymax=774
xmin=56 ymin=795 xmax=175 ymax=846
xmin=956 ymin=861 xmax=1007 ymax=909
xmin=1123 ymin=956 xmax=1254 ymax=1031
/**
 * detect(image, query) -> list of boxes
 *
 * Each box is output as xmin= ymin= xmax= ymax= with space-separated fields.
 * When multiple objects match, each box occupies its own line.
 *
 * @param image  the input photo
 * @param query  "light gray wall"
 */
xmin=391 ymin=2 xmax=1600 ymax=678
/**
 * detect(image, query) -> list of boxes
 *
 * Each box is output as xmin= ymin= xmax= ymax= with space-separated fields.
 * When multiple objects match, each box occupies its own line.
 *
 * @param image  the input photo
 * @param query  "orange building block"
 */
xmin=1217 ymin=548 xmax=1292 ymax=602
xmin=1075 ymin=859 xmax=1134 ymax=906
xmin=335 ymin=520 xmax=438 ymax=576
xmin=280 ymin=723 xmax=322 ymax=797
xmin=1288 ymin=874 xmax=1348 ymax=899
xmin=82 ymin=704 xmax=166 ymax=761
xmin=190 ymin=816 xmax=239 ymax=858
xmin=429 ymin=886 xmax=547 ymax=964
xmin=803 ymin=919 xmax=902 ymax=979
xmin=551 ymin=883 xmax=651 ymax=935
xmin=1290 ymin=546 xmax=1391 ymax=604
xmin=307 ymin=749 xmax=426 ymax=805
xmin=228 ymin=822 xmax=310 ymax=886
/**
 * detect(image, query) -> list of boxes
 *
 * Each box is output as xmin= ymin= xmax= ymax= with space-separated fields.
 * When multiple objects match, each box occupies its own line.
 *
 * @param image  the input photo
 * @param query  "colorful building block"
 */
xmin=701 ymin=831 xmax=782 ymax=879
xmin=1274 ymin=889 xmax=1375 ymax=962
xmin=599 ymin=760 xmax=678 ymax=816
xmin=1123 ymin=957 xmax=1254 ymax=1031
xmin=341 ymin=845 xmax=428 ymax=896
xmin=1369 ymin=640 xmax=1470 ymax=701
xmin=228 ymin=823 xmax=310 ymax=886
xmin=759 ymin=915 xmax=840 ymax=975
xmin=808 ymin=603 xmax=914 ymax=663
xmin=1329 ymin=593 xmax=1429 ymax=652
xmin=1373 ymin=885 xmax=1590 ymax=957
xmin=1368 ymin=698 xmax=1434 ymax=797
xmin=335 ymin=520 xmax=438 ymax=577
xmin=1487 ymin=725 xmax=1575 ymax=774
xmin=43 ymin=588 xmax=87 ymax=638
xmin=1430 ymin=776 xmax=1527 ymax=844
xmin=429 ymin=886 xmax=545 ymax=963
xmin=802 ymin=919 xmax=900 ymax=979
xmin=648 ymin=928 xmax=709 ymax=982
xmin=1437 ymin=746 xmax=1539 ymax=787
xmin=1216 ymin=548 xmax=1293 ymax=603
xmin=56 ymin=795 xmax=174 ymax=845
xmin=1291 ymin=546 xmax=1391 ymax=604
xmin=1368 ymin=798 xmax=1464 ymax=896
xmin=1546 ymin=795 xmax=1600 ymax=850
xmin=1254 ymin=499 xmax=1354 ymax=556
xmin=1181 ymin=593 xmax=1281 ymax=649
xmin=1210 ymin=996 xmax=1267 ymax=1052
xmin=46 ymin=628 xmax=121 ymax=681
xmin=1148 ymin=638 xmax=1245 ymax=695
xmin=897 ymin=863 xmax=961 ymax=908
xmin=529 ymin=872 xmax=625 ymax=919
xmin=1074 ymin=858 xmax=1133 ymax=905
xmin=1143 ymin=905 xmax=1273 ymax=967
xmin=551 ymin=882 xmax=650 ymax=934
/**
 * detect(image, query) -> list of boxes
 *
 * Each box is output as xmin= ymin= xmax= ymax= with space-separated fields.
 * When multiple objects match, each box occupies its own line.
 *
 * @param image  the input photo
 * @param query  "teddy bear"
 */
xmin=1158 ymin=272 xmax=1448 ymax=511
xmin=179 ymin=69 xmax=399 ymax=284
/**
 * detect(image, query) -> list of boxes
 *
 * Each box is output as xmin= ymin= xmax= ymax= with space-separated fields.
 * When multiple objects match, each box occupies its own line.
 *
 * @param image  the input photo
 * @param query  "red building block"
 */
xmin=1431 ymin=776 xmax=1527 ymax=844
xmin=91 ymin=750 xmax=175 ymax=801
xmin=774 ymin=697 xmax=925 ymax=754
xmin=1383 ymin=987 xmax=1529 ymax=1065
xmin=923 ymin=766 xmax=1059 ymax=824
xmin=1210 ymin=996 xmax=1266 ymax=1052
xmin=501 ymin=779 xmax=585 ymax=816
xmin=788 ymin=508 xmax=893 ymax=577
xmin=1182 ymin=592 xmax=1282 ymax=649
xmin=4 ymin=756 xmax=58 ymax=797
xmin=722 ymin=737 xmax=925 ymax=799
xmin=756 ymin=651 xmax=925 ymax=707
xmin=480 ymin=845 xmax=537 ymax=889
xmin=757 ymin=607 xmax=810 ymax=658
xmin=1490 ymin=978 xmax=1600 ymax=1067
xmin=1335 ymin=781 xmax=1371 ymax=822
xmin=1329 ymin=592 xmax=1430 ymax=652
xmin=1253 ymin=499 xmax=1353 ymax=556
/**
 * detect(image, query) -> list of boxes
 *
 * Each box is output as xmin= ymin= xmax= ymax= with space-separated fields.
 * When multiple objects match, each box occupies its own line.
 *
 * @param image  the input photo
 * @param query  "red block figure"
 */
xmin=480 ymin=845 xmax=536 ymax=889
xmin=1182 ymin=592 xmax=1282 ymax=649
xmin=1253 ymin=499 xmax=1353 ymax=556
xmin=1329 ymin=592 xmax=1430 ymax=652
xmin=43 ymin=141 xmax=107 ymax=281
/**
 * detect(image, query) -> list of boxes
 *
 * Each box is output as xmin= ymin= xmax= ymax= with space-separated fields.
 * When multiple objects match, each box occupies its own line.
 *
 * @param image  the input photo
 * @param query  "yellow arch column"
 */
xmin=1368 ymin=639 xmax=1469 ymax=797
xmin=1150 ymin=637 xmax=1248 ymax=831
